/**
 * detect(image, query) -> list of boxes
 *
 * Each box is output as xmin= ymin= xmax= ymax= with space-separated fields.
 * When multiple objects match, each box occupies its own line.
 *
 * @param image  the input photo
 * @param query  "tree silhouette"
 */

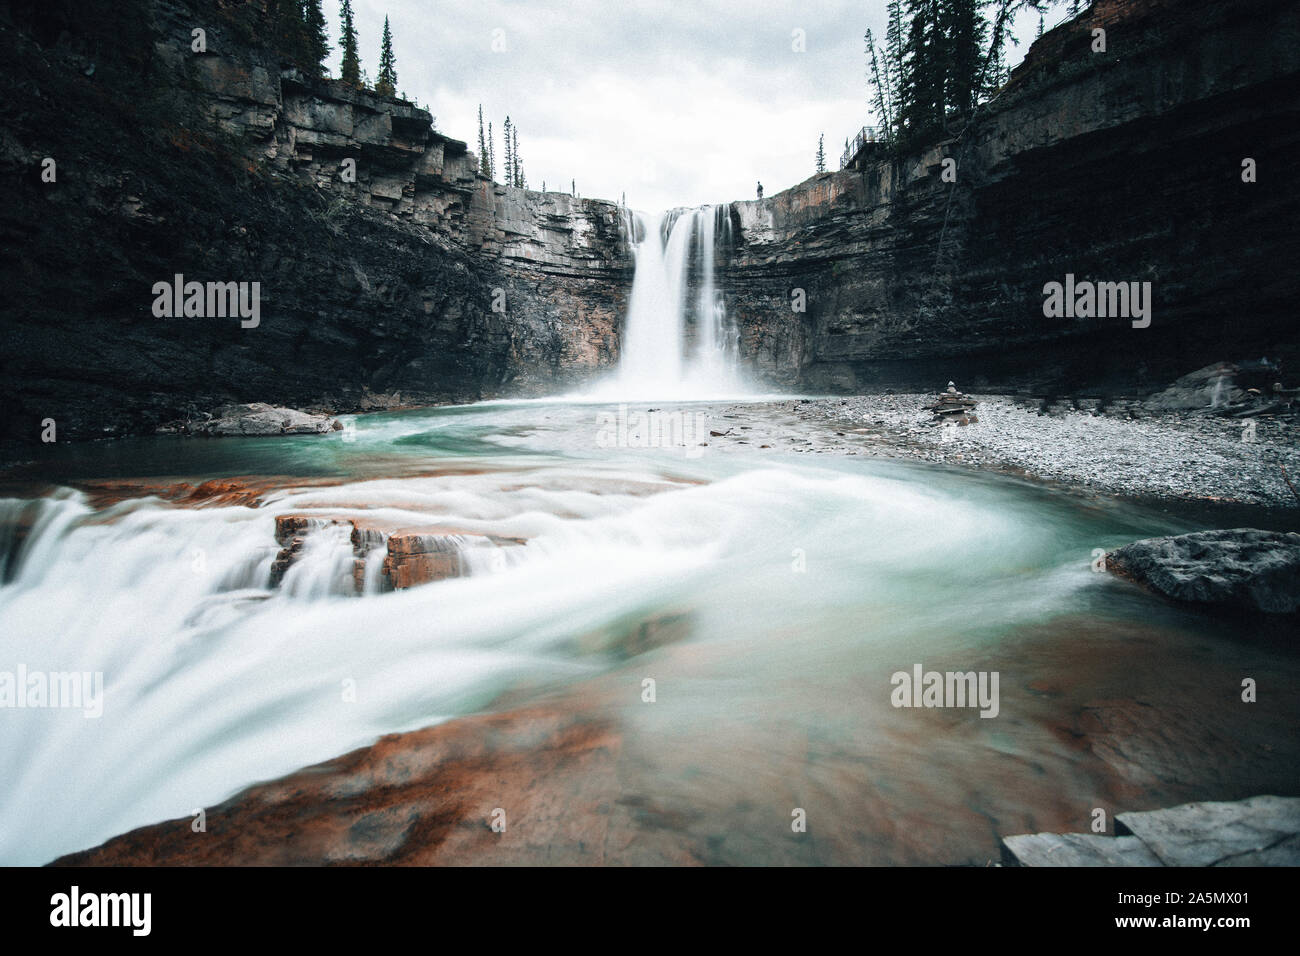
xmin=339 ymin=0 xmax=361 ymax=86
xmin=301 ymin=1 xmax=330 ymax=77
xmin=478 ymin=105 xmax=490 ymax=177
xmin=375 ymin=16 xmax=397 ymax=96
xmin=502 ymin=116 xmax=513 ymax=186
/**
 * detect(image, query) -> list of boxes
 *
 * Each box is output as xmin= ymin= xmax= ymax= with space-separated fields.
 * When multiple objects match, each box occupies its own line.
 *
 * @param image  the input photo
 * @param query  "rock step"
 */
xmin=270 ymin=513 xmax=525 ymax=593
xmin=1001 ymin=795 xmax=1300 ymax=866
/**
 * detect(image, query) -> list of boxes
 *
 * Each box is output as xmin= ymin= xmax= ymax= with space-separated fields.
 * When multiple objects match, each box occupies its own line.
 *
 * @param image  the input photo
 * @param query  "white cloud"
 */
xmin=327 ymin=1 xmax=1062 ymax=211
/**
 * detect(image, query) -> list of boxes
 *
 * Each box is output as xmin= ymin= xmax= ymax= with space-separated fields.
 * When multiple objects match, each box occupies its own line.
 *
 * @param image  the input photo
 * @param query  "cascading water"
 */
xmin=0 ymin=402 xmax=1291 ymax=866
xmin=607 ymin=205 xmax=744 ymax=399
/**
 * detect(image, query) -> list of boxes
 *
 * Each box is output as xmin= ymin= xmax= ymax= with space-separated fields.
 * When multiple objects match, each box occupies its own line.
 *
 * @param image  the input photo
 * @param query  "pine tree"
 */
xmin=816 ymin=133 xmax=826 ymax=173
xmin=375 ymin=16 xmax=397 ymax=97
xmin=511 ymin=125 xmax=521 ymax=187
xmin=884 ymin=0 xmax=906 ymax=112
xmin=487 ymin=122 xmax=496 ymax=180
xmin=502 ymin=116 xmax=513 ymax=186
xmin=300 ymin=0 xmax=330 ymax=77
xmin=339 ymin=0 xmax=361 ymax=86
xmin=267 ymin=0 xmax=305 ymax=65
xmin=477 ymin=105 xmax=489 ymax=177
xmin=866 ymin=29 xmax=893 ymax=136
xmin=940 ymin=0 xmax=987 ymax=117
xmin=899 ymin=0 xmax=943 ymax=138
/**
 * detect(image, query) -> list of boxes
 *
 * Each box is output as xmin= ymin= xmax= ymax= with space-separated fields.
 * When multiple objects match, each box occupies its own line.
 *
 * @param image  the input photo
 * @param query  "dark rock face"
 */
xmin=1107 ymin=529 xmax=1300 ymax=614
xmin=717 ymin=0 xmax=1300 ymax=395
xmin=0 ymin=0 xmax=628 ymax=441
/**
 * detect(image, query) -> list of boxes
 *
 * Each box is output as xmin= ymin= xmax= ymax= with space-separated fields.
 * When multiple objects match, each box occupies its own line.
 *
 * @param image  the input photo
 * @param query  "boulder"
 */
xmin=1106 ymin=528 xmax=1300 ymax=614
xmin=198 ymin=403 xmax=339 ymax=436
xmin=1143 ymin=361 xmax=1247 ymax=411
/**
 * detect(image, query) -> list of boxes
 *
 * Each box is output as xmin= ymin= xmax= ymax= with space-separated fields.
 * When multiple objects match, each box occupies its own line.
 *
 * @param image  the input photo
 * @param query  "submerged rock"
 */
xmin=1107 ymin=529 xmax=1300 ymax=614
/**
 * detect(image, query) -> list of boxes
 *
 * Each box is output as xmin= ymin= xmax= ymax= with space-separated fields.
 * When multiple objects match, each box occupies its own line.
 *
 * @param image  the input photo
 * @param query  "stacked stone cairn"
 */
xmin=928 ymin=381 xmax=979 ymax=427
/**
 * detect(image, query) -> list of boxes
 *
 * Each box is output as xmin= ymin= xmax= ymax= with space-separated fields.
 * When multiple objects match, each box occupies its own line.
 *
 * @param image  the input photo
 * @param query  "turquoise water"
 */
xmin=1 ymin=401 xmax=1296 ymax=864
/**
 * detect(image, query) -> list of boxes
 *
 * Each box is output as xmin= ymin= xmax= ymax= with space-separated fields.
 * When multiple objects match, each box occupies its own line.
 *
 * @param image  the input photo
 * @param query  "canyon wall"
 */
xmin=2 ymin=0 xmax=1297 ymax=442
xmin=0 ymin=0 xmax=629 ymax=440
xmin=721 ymin=0 xmax=1300 ymax=394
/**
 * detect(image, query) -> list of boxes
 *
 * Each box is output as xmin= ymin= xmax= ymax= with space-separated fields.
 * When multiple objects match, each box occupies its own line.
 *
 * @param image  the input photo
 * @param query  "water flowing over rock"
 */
xmin=1107 ymin=529 xmax=1300 ymax=614
xmin=268 ymin=513 xmax=525 ymax=595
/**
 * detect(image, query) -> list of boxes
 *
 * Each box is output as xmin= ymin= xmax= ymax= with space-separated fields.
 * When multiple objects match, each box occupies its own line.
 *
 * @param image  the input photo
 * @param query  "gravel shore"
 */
xmin=696 ymin=393 xmax=1300 ymax=509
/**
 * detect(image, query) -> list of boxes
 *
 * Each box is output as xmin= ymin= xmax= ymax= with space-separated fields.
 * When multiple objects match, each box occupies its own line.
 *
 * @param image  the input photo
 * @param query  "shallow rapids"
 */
xmin=1 ymin=401 xmax=1296 ymax=865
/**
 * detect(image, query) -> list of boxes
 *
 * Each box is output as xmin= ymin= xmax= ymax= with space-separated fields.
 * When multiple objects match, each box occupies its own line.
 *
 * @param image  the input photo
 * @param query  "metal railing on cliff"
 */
xmin=839 ymin=126 xmax=887 ymax=170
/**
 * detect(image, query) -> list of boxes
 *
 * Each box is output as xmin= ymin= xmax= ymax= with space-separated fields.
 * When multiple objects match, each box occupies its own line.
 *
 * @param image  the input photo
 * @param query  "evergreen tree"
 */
xmin=816 ymin=133 xmax=826 ymax=173
xmin=884 ymin=0 xmax=906 ymax=113
xmin=339 ymin=0 xmax=361 ymax=86
xmin=487 ymin=122 xmax=496 ymax=180
xmin=502 ymin=116 xmax=513 ymax=186
xmin=267 ymin=0 xmax=305 ymax=65
xmin=1036 ymin=13 xmax=1045 ymax=38
xmin=940 ymin=0 xmax=987 ymax=117
xmin=300 ymin=0 xmax=330 ymax=77
xmin=866 ymin=29 xmax=893 ymax=136
xmin=478 ymin=105 xmax=489 ymax=177
xmin=899 ymin=0 xmax=944 ymax=138
xmin=511 ymin=125 xmax=521 ymax=187
xmin=375 ymin=16 xmax=397 ymax=96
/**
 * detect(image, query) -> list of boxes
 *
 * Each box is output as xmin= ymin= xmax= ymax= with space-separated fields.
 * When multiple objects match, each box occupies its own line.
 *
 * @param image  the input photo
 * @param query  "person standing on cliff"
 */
xmin=756 ymin=182 xmax=764 ymax=200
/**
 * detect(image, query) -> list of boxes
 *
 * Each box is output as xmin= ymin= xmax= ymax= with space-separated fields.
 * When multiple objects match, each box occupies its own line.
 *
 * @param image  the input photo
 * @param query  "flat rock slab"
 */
xmin=1116 ymin=795 xmax=1300 ymax=866
xmin=1107 ymin=528 xmax=1300 ymax=614
xmin=1001 ymin=832 xmax=1162 ymax=867
xmin=1002 ymin=795 xmax=1300 ymax=866
xmin=199 ymin=403 xmax=340 ymax=436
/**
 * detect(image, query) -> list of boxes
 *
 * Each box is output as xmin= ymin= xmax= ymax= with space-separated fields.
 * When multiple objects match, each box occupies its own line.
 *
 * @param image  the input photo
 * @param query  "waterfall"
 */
xmin=609 ymin=205 xmax=744 ymax=399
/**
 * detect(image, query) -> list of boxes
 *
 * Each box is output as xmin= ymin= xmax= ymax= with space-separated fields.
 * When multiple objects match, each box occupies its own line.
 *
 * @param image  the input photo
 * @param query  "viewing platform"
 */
xmin=839 ymin=126 xmax=888 ymax=170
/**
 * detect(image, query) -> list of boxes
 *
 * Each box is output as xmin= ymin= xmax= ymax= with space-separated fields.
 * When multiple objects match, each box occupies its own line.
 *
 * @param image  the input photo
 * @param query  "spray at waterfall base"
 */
xmin=595 ymin=404 xmax=713 ymax=458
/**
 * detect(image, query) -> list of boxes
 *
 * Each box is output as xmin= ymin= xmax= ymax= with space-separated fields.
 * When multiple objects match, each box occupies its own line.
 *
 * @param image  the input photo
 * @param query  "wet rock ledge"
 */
xmin=1107 ymin=529 xmax=1300 ymax=615
xmin=1001 ymin=795 xmax=1300 ymax=866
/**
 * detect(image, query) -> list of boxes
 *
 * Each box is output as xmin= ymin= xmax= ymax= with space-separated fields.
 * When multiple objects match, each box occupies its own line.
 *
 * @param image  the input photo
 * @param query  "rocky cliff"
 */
xmin=2 ymin=0 xmax=1296 ymax=440
xmin=720 ymin=0 xmax=1300 ymax=394
xmin=0 ymin=0 xmax=629 ymax=440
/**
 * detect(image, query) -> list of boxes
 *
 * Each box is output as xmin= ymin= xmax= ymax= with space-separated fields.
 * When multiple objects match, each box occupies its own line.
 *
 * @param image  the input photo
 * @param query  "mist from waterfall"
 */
xmin=601 ymin=206 xmax=745 ymax=400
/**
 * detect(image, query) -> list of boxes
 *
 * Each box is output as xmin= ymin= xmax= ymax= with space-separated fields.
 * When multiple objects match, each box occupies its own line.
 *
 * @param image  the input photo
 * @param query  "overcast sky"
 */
xmin=330 ymin=1 xmax=1062 ymax=211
